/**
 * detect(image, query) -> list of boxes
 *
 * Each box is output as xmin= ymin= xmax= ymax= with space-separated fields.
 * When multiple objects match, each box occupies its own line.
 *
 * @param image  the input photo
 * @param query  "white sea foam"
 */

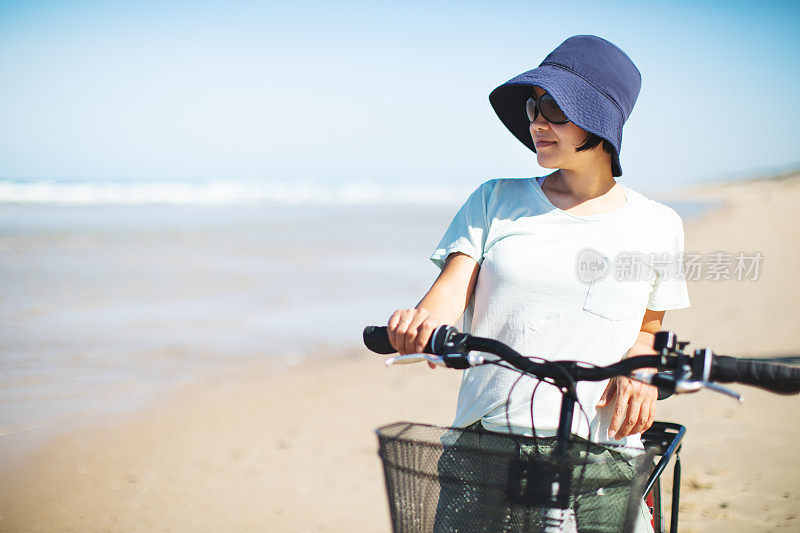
xmin=0 ymin=179 xmax=469 ymax=206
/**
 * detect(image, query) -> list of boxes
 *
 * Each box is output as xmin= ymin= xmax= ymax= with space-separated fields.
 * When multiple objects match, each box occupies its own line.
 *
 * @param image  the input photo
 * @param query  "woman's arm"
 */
xmin=596 ymin=309 xmax=665 ymax=439
xmin=387 ymin=252 xmax=480 ymax=355
xmin=626 ymin=309 xmax=665 ymax=358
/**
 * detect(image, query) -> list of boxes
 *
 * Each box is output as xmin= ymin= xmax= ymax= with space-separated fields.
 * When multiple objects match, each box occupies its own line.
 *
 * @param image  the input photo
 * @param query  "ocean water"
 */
xmin=0 ymin=179 xmax=719 ymax=447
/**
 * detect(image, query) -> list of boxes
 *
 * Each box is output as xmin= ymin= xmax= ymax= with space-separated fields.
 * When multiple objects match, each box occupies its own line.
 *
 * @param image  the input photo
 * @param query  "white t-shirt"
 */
xmin=430 ymin=176 xmax=691 ymax=448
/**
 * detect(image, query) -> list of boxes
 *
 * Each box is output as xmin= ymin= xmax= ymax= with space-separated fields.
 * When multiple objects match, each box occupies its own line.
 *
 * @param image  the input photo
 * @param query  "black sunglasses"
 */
xmin=526 ymin=93 xmax=570 ymax=125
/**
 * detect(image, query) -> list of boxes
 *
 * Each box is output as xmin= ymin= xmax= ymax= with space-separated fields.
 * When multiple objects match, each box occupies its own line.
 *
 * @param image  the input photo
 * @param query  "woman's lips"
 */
xmin=535 ymin=141 xmax=556 ymax=148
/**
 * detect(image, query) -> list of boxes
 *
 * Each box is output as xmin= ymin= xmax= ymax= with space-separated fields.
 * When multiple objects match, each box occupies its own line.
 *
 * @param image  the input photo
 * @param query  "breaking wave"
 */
xmin=0 ymin=179 xmax=470 ymax=206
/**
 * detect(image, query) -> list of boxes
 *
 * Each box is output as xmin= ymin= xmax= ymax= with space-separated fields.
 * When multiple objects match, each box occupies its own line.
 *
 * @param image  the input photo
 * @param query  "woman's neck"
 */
xmin=545 ymin=168 xmax=617 ymax=202
xmin=539 ymin=167 xmax=625 ymax=215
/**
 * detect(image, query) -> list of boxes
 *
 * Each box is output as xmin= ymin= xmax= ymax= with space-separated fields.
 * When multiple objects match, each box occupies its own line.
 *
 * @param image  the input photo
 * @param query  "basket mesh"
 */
xmin=377 ymin=422 xmax=655 ymax=533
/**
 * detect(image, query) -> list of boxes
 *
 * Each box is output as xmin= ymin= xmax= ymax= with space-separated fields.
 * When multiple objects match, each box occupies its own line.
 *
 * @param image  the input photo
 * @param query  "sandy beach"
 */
xmin=1 ymin=173 xmax=799 ymax=532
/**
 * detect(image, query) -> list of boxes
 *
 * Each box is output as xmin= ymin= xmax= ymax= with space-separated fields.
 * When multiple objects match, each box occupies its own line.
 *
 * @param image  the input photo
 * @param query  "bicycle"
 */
xmin=362 ymin=325 xmax=800 ymax=532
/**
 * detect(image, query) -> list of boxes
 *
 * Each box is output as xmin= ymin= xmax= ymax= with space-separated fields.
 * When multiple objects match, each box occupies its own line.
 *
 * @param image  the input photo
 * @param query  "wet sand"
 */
xmin=1 ymin=174 xmax=799 ymax=532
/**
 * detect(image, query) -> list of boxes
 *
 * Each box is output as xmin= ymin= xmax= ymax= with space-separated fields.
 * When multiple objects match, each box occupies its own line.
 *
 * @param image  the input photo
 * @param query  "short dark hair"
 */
xmin=575 ymin=132 xmax=614 ymax=154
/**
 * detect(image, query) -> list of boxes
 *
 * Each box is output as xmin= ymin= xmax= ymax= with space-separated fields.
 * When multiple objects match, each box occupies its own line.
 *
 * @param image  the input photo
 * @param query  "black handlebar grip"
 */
xmin=711 ymin=355 xmax=800 ymax=395
xmin=362 ymin=325 xmax=457 ymax=355
xmin=362 ymin=326 xmax=398 ymax=354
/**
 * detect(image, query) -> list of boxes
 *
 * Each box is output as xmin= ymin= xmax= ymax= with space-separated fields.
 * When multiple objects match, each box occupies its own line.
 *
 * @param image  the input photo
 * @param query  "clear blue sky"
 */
xmin=0 ymin=0 xmax=798 ymax=194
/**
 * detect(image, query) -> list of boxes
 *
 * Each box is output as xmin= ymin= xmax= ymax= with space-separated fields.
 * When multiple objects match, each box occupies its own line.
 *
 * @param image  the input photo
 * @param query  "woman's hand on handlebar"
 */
xmin=387 ymin=308 xmax=447 ymax=367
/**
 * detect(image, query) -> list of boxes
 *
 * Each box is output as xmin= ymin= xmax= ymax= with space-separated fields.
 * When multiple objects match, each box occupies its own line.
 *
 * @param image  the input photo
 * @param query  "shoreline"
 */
xmin=1 ymin=173 xmax=799 ymax=531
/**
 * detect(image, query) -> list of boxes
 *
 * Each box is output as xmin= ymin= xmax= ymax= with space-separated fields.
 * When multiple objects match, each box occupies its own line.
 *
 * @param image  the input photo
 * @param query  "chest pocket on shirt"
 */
xmin=582 ymin=275 xmax=648 ymax=321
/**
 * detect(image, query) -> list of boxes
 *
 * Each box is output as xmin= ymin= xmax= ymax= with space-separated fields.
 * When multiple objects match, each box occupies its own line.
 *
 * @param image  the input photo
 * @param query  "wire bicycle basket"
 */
xmin=377 ymin=421 xmax=655 ymax=533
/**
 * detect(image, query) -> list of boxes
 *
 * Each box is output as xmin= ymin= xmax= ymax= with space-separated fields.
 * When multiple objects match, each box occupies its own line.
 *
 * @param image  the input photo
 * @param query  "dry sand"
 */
xmin=1 ymin=174 xmax=799 ymax=532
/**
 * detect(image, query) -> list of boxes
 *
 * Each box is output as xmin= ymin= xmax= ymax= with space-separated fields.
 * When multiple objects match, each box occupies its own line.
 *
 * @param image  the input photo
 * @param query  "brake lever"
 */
xmin=631 ymin=372 xmax=743 ymax=401
xmin=672 ymin=378 xmax=742 ymax=401
xmin=385 ymin=352 xmax=486 ymax=368
xmin=385 ymin=354 xmax=445 ymax=367
xmin=701 ymin=381 xmax=743 ymax=401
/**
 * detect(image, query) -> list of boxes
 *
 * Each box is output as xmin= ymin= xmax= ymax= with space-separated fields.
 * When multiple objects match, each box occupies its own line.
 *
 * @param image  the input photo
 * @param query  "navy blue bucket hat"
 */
xmin=489 ymin=35 xmax=641 ymax=177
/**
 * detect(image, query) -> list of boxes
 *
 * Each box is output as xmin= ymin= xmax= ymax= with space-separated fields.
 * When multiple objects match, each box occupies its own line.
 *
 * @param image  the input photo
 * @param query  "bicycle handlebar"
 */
xmin=362 ymin=325 xmax=800 ymax=396
xmin=711 ymin=355 xmax=800 ymax=395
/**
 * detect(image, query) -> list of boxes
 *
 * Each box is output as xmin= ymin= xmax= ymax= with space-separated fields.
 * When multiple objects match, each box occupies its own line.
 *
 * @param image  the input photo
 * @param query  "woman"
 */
xmin=386 ymin=35 xmax=690 ymax=529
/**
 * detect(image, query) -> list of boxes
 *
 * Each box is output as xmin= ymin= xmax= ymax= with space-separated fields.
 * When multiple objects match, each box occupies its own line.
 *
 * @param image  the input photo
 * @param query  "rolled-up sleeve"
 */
xmin=430 ymin=180 xmax=496 ymax=270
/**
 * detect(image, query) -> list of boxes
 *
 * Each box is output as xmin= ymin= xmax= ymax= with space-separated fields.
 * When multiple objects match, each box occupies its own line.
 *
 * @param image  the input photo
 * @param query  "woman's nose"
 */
xmin=529 ymin=108 xmax=550 ymax=130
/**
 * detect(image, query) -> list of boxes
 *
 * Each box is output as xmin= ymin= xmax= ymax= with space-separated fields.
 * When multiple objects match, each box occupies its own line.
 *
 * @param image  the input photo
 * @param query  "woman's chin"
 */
xmin=536 ymin=156 xmax=559 ymax=169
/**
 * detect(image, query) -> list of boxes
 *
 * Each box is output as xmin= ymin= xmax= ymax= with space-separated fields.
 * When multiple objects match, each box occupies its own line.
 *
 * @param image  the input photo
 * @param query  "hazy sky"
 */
xmin=0 ymin=0 xmax=798 ymax=194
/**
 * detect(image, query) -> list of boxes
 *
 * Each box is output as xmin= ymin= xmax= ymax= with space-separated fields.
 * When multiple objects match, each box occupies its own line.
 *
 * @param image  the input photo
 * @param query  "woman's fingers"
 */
xmin=628 ymin=403 xmax=649 ymax=435
xmin=595 ymin=379 xmax=616 ymax=408
xmin=616 ymin=405 xmax=641 ymax=439
xmin=401 ymin=310 xmax=430 ymax=354
xmin=386 ymin=310 xmax=401 ymax=352
xmin=609 ymin=378 xmax=637 ymax=439
xmin=627 ymin=381 xmax=658 ymax=435
xmin=609 ymin=378 xmax=658 ymax=439
xmin=415 ymin=320 xmax=439 ymax=353
xmin=608 ymin=378 xmax=628 ymax=438
xmin=631 ymin=387 xmax=658 ymax=435
xmin=395 ymin=311 xmax=416 ymax=354
xmin=646 ymin=396 xmax=657 ymax=430
xmin=387 ymin=308 xmax=441 ymax=355
xmin=387 ymin=309 xmax=411 ymax=353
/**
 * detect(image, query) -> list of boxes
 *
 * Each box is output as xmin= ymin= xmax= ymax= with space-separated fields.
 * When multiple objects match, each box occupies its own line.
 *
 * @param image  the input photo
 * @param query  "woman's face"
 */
xmin=528 ymin=86 xmax=608 ymax=173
